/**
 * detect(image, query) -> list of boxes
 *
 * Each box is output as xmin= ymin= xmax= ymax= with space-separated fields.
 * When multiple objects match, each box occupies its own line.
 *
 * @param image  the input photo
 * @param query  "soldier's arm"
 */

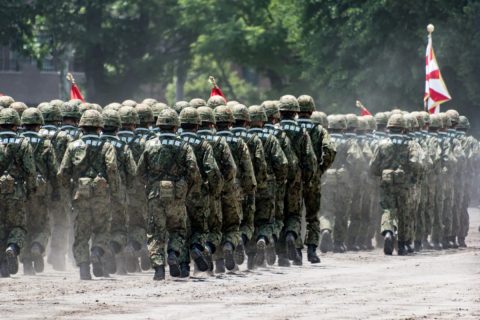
xmin=203 ymin=144 xmax=224 ymax=197
xmin=370 ymin=143 xmax=387 ymax=177
xmin=124 ymin=146 xmax=138 ymax=188
xmin=270 ymin=136 xmax=288 ymax=183
xmin=320 ymin=128 xmax=336 ymax=173
xmin=240 ymin=141 xmax=257 ymax=193
xmin=20 ymin=140 xmax=37 ymax=196
xmin=253 ymin=138 xmax=268 ymax=189
xmin=57 ymin=143 xmax=73 ymax=188
xmin=104 ymin=143 xmax=120 ymax=195
xmin=46 ymin=141 xmax=60 ymax=200
xmin=301 ymin=133 xmax=317 ymax=182
xmin=185 ymin=145 xmax=201 ymax=194
xmin=220 ymin=139 xmax=237 ymax=182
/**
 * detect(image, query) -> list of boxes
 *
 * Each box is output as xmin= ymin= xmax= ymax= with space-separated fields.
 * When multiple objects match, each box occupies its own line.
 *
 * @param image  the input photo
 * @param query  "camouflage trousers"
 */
xmin=442 ymin=176 xmax=455 ymax=240
xmin=357 ymin=178 xmax=377 ymax=247
xmin=451 ymin=178 xmax=464 ymax=238
xmin=207 ymin=194 xmax=222 ymax=252
xmin=366 ymin=182 xmax=382 ymax=246
xmin=346 ymin=179 xmax=364 ymax=247
xmin=72 ymin=196 xmax=112 ymax=266
xmin=407 ymin=184 xmax=419 ymax=242
xmin=303 ymin=172 xmax=321 ymax=247
xmin=0 ymin=195 xmax=27 ymax=261
xmin=272 ymin=180 xmax=286 ymax=241
xmin=110 ymin=191 xmax=128 ymax=253
xmin=126 ymin=188 xmax=147 ymax=249
xmin=458 ymin=180 xmax=471 ymax=239
xmin=21 ymin=192 xmax=51 ymax=261
xmin=379 ymin=183 xmax=410 ymax=241
xmin=430 ymin=173 xmax=445 ymax=243
xmin=414 ymin=180 xmax=428 ymax=242
xmin=240 ymin=192 xmax=256 ymax=242
xmin=147 ymin=195 xmax=187 ymax=268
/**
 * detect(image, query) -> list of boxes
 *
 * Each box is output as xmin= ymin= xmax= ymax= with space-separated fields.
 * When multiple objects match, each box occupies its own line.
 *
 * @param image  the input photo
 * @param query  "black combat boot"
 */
xmin=234 ymin=236 xmax=246 ymax=265
xmin=449 ymin=236 xmax=459 ymax=249
xmin=346 ymin=241 xmax=360 ymax=252
xmin=255 ymin=238 xmax=266 ymax=267
xmin=191 ymin=246 xmax=209 ymax=272
xmin=383 ymin=232 xmax=394 ymax=256
xmin=79 ymin=262 xmax=92 ymax=280
xmin=153 ymin=265 xmax=165 ymax=281
xmin=320 ymin=230 xmax=333 ymax=253
xmin=432 ymin=241 xmax=443 ymax=250
xmin=23 ymin=260 xmax=35 ymax=276
xmin=167 ymin=251 xmax=181 ymax=277
xmin=277 ymin=253 xmax=290 ymax=267
xmin=0 ymin=260 xmax=10 ymax=277
xmin=414 ymin=240 xmax=422 ymax=252
xmin=333 ymin=241 xmax=345 ymax=253
xmin=223 ymin=242 xmax=236 ymax=271
xmin=292 ymin=249 xmax=303 ymax=266
xmin=458 ymin=237 xmax=467 ymax=248
xmin=247 ymin=254 xmax=256 ymax=270
xmin=31 ymin=242 xmax=45 ymax=273
xmin=397 ymin=241 xmax=407 ymax=256
xmin=5 ymin=244 xmax=19 ymax=275
xmin=180 ymin=263 xmax=190 ymax=278
xmin=215 ymin=259 xmax=226 ymax=274
xmin=307 ymin=245 xmax=321 ymax=264
xmin=90 ymin=246 xmax=105 ymax=277
xmin=422 ymin=236 xmax=434 ymax=250
xmin=442 ymin=238 xmax=451 ymax=249
xmin=405 ymin=240 xmax=414 ymax=254
xmin=285 ymin=232 xmax=299 ymax=261
xmin=204 ymin=243 xmax=214 ymax=272
xmin=266 ymin=239 xmax=276 ymax=265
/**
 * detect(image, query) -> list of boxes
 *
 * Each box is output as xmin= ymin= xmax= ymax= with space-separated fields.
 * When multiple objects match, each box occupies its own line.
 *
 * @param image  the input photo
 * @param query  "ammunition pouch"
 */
xmin=159 ymin=180 xmax=174 ymax=200
xmin=0 ymin=173 xmax=15 ymax=194
xmin=75 ymin=177 xmax=93 ymax=200
xmin=381 ymin=168 xmax=405 ymax=185
xmin=92 ymin=175 xmax=109 ymax=197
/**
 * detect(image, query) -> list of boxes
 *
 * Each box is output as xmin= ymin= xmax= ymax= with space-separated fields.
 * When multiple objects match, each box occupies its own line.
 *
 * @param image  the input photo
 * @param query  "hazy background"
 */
xmin=1 ymin=0 xmax=479 ymax=135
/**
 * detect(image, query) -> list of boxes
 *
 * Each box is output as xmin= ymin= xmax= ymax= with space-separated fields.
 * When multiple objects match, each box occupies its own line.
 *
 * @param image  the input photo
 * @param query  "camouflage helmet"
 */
xmin=262 ymin=100 xmax=280 ymax=119
xmin=345 ymin=114 xmax=358 ymax=129
xmin=172 ymin=101 xmax=189 ymax=114
xmin=122 ymin=99 xmax=137 ymax=107
xmin=374 ymin=112 xmax=388 ymax=126
xmin=207 ymin=95 xmax=227 ymax=109
xmin=50 ymin=99 xmax=64 ymax=109
xmin=38 ymin=102 xmax=63 ymax=122
xmin=279 ymin=95 xmax=300 ymax=112
xmin=135 ymin=103 xmax=154 ymax=124
xmin=297 ymin=95 xmax=315 ymax=113
xmin=363 ymin=115 xmax=377 ymax=131
xmin=10 ymin=102 xmax=28 ymax=116
xmin=357 ymin=116 xmax=369 ymax=131
xmin=78 ymin=103 xmax=92 ymax=114
xmin=420 ymin=111 xmax=430 ymax=125
xmin=384 ymin=111 xmax=393 ymax=119
xmin=457 ymin=115 xmax=470 ymax=130
xmin=439 ymin=113 xmax=451 ymax=128
xmin=90 ymin=103 xmax=103 ymax=113
xmin=156 ymin=108 xmax=180 ymax=127
xmin=232 ymin=104 xmax=250 ymax=122
xmin=214 ymin=105 xmax=234 ymax=123
xmin=391 ymin=108 xmax=402 ymax=114
xmin=104 ymin=102 xmax=122 ymax=112
xmin=142 ymin=98 xmax=158 ymax=106
xmin=0 ymin=95 xmax=15 ymax=108
xmin=118 ymin=106 xmax=139 ymax=126
xmin=413 ymin=112 xmax=425 ymax=128
xmin=61 ymin=101 xmax=81 ymax=119
xmin=79 ymin=109 xmax=104 ymax=128
xmin=446 ymin=109 xmax=460 ymax=125
xmin=226 ymin=100 xmax=239 ymax=108
xmin=311 ymin=111 xmax=328 ymax=127
xmin=197 ymin=106 xmax=216 ymax=124
xmin=179 ymin=107 xmax=200 ymax=125
xmin=151 ymin=102 xmax=170 ymax=117
xmin=327 ymin=114 xmax=347 ymax=130
xmin=403 ymin=114 xmax=416 ymax=129
xmin=102 ymin=109 xmax=122 ymax=128
xmin=248 ymin=105 xmax=267 ymax=122
xmin=69 ymin=99 xmax=83 ymax=107
xmin=189 ymin=98 xmax=207 ymax=109
xmin=429 ymin=114 xmax=442 ymax=128
xmin=21 ymin=108 xmax=44 ymax=126
xmin=0 ymin=108 xmax=21 ymax=126
xmin=387 ymin=113 xmax=406 ymax=129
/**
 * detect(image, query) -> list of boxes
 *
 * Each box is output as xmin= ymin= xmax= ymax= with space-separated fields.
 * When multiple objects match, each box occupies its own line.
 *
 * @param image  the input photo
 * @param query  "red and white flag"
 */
xmin=424 ymin=26 xmax=451 ymax=114
xmin=208 ymin=76 xmax=227 ymax=102
xmin=66 ymin=73 xmax=85 ymax=102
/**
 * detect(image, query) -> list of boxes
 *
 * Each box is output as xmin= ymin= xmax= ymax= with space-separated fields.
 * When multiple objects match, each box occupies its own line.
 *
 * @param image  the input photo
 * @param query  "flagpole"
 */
xmin=424 ymin=24 xmax=434 ymax=112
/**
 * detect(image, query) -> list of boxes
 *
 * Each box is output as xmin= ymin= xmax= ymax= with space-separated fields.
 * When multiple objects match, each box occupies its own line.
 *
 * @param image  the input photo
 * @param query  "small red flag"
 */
xmin=208 ymin=76 xmax=227 ymax=102
xmin=70 ymin=83 xmax=85 ymax=102
xmin=356 ymin=100 xmax=371 ymax=116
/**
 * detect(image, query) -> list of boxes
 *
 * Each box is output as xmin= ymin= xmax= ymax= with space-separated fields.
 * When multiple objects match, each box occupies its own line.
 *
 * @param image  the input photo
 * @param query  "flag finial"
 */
xmin=427 ymin=24 xmax=435 ymax=34
xmin=66 ymin=72 xmax=76 ymax=84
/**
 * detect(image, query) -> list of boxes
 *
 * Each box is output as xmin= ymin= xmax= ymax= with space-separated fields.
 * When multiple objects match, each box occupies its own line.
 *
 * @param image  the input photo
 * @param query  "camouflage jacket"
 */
xmin=118 ymin=130 xmax=146 ymax=164
xmin=329 ymin=132 xmax=363 ymax=175
xmin=264 ymin=123 xmax=298 ymax=183
xmin=101 ymin=134 xmax=137 ymax=189
xmin=39 ymin=125 xmax=73 ymax=166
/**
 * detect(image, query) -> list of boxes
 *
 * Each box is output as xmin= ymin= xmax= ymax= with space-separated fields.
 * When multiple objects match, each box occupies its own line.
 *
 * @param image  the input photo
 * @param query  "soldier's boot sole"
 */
xmin=320 ymin=231 xmax=333 ymax=253
xmin=234 ymin=243 xmax=245 ymax=265
xmin=255 ymin=239 xmax=266 ymax=267
xmin=286 ymin=235 xmax=297 ymax=261
xmin=23 ymin=260 xmax=35 ymax=276
xmin=307 ymin=250 xmax=321 ymax=264
xmin=383 ymin=234 xmax=394 ymax=256
xmin=5 ymin=250 xmax=18 ymax=275
xmin=204 ymin=250 xmax=214 ymax=272
xmin=191 ymin=248 xmax=209 ymax=272
xmin=223 ymin=247 xmax=236 ymax=271
xmin=292 ymin=249 xmax=303 ymax=266
xmin=266 ymin=243 xmax=276 ymax=265
xmin=167 ymin=252 xmax=181 ymax=278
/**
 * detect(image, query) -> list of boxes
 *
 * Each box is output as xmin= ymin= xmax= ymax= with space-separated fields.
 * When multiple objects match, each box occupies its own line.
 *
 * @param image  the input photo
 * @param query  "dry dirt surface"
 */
xmin=1 ymin=209 xmax=479 ymax=320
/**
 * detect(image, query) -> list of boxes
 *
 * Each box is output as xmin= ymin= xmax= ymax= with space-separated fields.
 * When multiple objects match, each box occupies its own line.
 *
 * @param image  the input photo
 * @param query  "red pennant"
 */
xmin=360 ymin=107 xmax=372 ymax=116
xmin=70 ymin=83 xmax=85 ymax=102
xmin=210 ymin=86 xmax=227 ymax=102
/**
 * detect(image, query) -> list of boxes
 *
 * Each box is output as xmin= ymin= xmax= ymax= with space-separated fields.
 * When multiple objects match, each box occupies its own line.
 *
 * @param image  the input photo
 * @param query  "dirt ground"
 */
xmin=1 ymin=209 xmax=479 ymax=320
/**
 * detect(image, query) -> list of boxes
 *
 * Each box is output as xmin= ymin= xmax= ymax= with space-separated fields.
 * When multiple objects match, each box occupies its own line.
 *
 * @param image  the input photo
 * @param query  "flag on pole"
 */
xmin=66 ymin=73 xmax=85 ymax=102
xmin=356 ymin=100 xmax=372 ymax=116
xmin=208 ymin=76 xmax=227 ymax=102
xmin=424 ymin=24 xmax=451 ymax=114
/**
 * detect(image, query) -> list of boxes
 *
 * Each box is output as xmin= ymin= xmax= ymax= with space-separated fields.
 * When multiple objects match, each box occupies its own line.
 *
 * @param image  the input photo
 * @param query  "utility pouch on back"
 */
xmin=381 ymin=169 xmax=394 ymax=184
xmin=92 ymin=175 xmax=109 ymax=197
xmin=75 ymin=177 xmax=92 ymax=200
xmin=159 ymin=180 xmax=174 ymax=200
xmin=393 ymin=168 xmax=406 ymax=184
xmin=0 ymin=172 xmax=15 ymax=194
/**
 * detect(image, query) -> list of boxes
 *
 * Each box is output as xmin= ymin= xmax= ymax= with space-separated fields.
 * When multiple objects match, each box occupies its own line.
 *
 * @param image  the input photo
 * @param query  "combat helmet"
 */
xmin=214 ymin=105 xmax=234 ymax=123
xmin=248 ymin=105 xmax=267 ymax=122
xmin=197 ymin=106 xmax=216 ymax=124
xmin=104 ymin=102 xmax=122 ymax=112
xmin=90 ymin=103 xmax=103 ymax=113
xmin=429 ymin=114 xmax=442 ymax=129
xmin=226 ymin=100 xmax=239 ymax=108
xmin=457 ymin=116 xmax=470 ymax=130
xmin=142 ymin=98 xmax=158 ymax=106
xmin=232 ymin=104 xmax=250 ymax=122
xmin=151 ymin=102 xmax=170 ymax=118
xmin=38 ymin=102 xmax=63 ymax=123
xmin=50 ymin=99 xmax=64 ymax=109
xmin=0 ymin=108 xmax=21 ymax=126
xmin=439 ymin=113 xmax=451 ymax=128
xmin=363 ymin=115 xmax=377 ymax=131
xmin=207 ymin=95 xmax=227 ymax=109
xmin=102 ymin=109 xmax=122 ymax=128
xmin=0 ymin=96 xmax=15 ymax=108
xmin=79 ymin=109 xmax=104 ymax=128
xmin=156 ymin=108 xmax=180 ymax=127
xmin=413 ymin=112 xmax=425 ymax=128
xmin=420 ymin=111 xmax=430 ymax=125
xmin=189 ymin=98 xmax=207 ymax=109
xmin=61 ymin=101 xmax=81 ymax=119
xmin=446 ymin=109 xmax=460 ymax=125
xmin=21 ymin=108 xmax=44 ymax=126
xmin=78 ymin=103 xmax=92 ymax=114
xmin=262 ymin=100 xmax=280 ymax=120
xmin=173 ymin=101 xmax=189 ymax=114
xmin=387 ymin=114 xmax=406 ymax=129
xmin=10 ymin=102 xmax=28 ymax=116
xmin=297 ymin=95 xmax=315 ymax=113
xmin=357 ymin=116 xmax=369 ymax=131
xmin=135 ymin=104 xmax=154 ymax=124
xmin=118 ymin=106 xmax=139 ymax=126
xmin=122 ymin=99 xmax=137 ymax=107
xmin=279 ymin=95 xmax=300 ymax=112
xmin=327 ymin=115 xmax=347 ymax=130
xmin=179 ymin=107 xmax=200 ymax=125
xmin=345 ymin=114 xmax=358 ymax=129
xmin=311 ymin=111 xmax=328 ymax=127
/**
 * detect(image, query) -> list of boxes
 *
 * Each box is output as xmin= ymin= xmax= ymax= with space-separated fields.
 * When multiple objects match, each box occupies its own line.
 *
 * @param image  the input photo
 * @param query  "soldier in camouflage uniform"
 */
xmin=101 ymin=109 xmax=137 ymax=274
xmin=297 ymin=95 xmax=336 ymax=262
xmin=136 ymin=109 xmax=201 ymax=280
xmin=231 ymin=104 xmax=267 ymax=267
xmin=248 ymin=105 xmax=288 ymax=267
xmin=135 ymin=104 xmax=156 ymax=140
xmin=20 ymin=108 xmax=60 ymax=275
xmin=213 ymin=105 xmax=256 ymax=271
xmin=179 ymin=107 xmax=222 ymax=276
xmin=0 ymin=108 xmax=37 ymax=277
xmin=117 ymin=106 xmax=150 ymax=272
xmin=207 ymin=95 xmax=227 ymax=109
xmin=278 ymin=95 xmax=317 ymax=265
xmin=370 ymin=114 xmax=423 ymax=255
xmin=189 ymin=98 xmax=207 ymax=109
xmin=58 ymin=109 xmax=121 ymax=280
xmin=173 ymin=101 xmax=190 ymax=115
xmin=197 ymin=106 xmax=238 ymax=274
xmin=151 ymin=102 xmax=170 ymax=134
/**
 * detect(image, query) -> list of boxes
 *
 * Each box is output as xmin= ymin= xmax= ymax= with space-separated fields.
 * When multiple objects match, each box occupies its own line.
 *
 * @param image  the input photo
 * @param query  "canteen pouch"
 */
xmin=393 ymin=168 xmax=406 ymax=184
xmin=0 ymin=173 xmax=15 ymax=194
xmin=92 ymin=175 xmax=109 ymax=197
xmin=35 ymin=174 xmax=47 ymax=196
xmin=159 ymin=180 xmax=174 ymax=200
xmin=75 ymin=177 xmax=92 ymax=199
xmin=381 ymin=169 xmax=394 ymax=184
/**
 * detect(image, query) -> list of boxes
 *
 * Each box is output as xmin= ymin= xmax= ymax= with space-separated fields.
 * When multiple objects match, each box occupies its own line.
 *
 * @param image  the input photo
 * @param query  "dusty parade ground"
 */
xmin=1 ymin=209 xmax=479 ymax=320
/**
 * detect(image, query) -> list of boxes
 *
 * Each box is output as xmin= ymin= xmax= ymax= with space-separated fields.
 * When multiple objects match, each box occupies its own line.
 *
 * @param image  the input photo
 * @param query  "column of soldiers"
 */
xmin=0 ymin=93 xmax=478 ymax=281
